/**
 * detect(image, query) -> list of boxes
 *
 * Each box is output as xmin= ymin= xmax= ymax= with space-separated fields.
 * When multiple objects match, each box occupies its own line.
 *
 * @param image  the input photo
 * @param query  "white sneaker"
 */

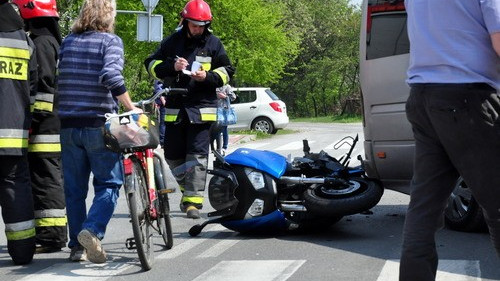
xmin=221 ymin=148 xmax=226 ymax=156
xmin=77 ymin=229 xmax=107 ymax=264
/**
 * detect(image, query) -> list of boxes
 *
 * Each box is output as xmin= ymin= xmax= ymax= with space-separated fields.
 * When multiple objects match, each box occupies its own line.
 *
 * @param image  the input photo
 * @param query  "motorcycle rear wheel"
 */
xmin=303 ymin=177 xmax=383 ymax=216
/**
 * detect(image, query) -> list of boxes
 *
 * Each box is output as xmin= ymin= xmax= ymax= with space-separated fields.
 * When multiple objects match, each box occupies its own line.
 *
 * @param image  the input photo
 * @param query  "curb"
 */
xmin=228 ymin=134 xmax=256 ymax=145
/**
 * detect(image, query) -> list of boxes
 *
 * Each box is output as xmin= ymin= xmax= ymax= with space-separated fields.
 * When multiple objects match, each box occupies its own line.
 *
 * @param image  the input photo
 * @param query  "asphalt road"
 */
xmin=1 ymin=122 xmax=499 ymax=281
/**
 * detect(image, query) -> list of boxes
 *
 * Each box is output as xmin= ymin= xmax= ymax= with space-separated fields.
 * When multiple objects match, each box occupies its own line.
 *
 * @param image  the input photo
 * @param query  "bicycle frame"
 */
xmin=123 ymin=149 xmax=158 ymax=219
xmin=107 ymin=87 xmax=186 ymax=270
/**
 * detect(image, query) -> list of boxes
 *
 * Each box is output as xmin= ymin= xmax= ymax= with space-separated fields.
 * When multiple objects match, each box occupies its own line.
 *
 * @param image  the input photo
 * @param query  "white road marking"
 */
xmin=157 ymin=224 xmax=227 ymax=259
xmin=324 ymin=138 xmax=343 ymax=150
xmin=18 ymin=262 xmax=130 ymax=281
xmin=197 ymin=232 xmax=240 ymax=258
xmin=236 ymin=142 xmax=270 ymax=149
xmin=17 ymin=224 xmax=228 ymax=281
xmin=275 ymin=141 xmax=315 ymax=151
xmin=191 ymin=260 xmax=306 ymax=281
xmin=376 ymin=260 xmax=481 ymax=281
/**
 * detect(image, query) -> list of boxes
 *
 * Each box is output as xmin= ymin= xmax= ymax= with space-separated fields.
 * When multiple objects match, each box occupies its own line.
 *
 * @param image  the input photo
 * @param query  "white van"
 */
xmin=359 ymin=0 xmax=485 ymax=231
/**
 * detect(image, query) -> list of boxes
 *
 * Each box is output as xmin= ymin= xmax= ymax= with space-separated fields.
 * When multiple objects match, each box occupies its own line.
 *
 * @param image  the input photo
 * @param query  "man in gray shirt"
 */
xmin=400 ymin=0 xmax=500 ymax=280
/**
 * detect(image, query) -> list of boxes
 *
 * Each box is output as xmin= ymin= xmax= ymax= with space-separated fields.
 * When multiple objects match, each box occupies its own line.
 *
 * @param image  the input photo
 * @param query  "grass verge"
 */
xmin=291 ymin=115 xmax=362 ymax=123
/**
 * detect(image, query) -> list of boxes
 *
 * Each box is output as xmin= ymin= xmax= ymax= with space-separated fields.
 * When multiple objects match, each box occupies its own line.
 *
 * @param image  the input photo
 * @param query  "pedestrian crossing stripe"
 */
xmin=191 ymin=260 xmax=306 ymax=281
xmin=376 ymin=259 xmax=481 ymax=281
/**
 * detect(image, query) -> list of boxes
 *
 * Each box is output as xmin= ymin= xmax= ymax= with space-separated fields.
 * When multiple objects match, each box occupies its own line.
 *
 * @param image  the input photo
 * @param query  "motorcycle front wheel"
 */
xmin=303 ymin=177 xmax=383 ymax=217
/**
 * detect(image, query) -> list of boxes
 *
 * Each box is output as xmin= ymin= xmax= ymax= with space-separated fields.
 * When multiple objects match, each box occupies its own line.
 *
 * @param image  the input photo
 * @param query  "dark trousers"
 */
xmin=164 ymin=117 xmax=211 ymax=208
xmin=400 ymin=84 xmax=500 ymax=281
xmin=0 ymin=156 xmax=35 ymax=264
xmin=28 ymin=155 xmax=67 ymax=247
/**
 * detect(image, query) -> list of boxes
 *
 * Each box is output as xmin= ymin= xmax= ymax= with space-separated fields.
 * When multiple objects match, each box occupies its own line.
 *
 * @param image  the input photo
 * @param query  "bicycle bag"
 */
xmin=104 ymin=113 xmax=160 ymax=152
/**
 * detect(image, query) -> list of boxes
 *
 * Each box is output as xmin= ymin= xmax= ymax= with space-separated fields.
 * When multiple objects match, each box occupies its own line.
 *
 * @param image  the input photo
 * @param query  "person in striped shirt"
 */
xmin=57 ymin=0 xmax=140 ymax=264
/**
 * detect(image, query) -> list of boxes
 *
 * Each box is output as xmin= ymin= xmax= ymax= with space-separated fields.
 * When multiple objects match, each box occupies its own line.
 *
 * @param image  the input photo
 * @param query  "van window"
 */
xmin=366 ymin=12 xmax=409 ymax=60
xmin=233 ymin=90 xmax=256 ymax=104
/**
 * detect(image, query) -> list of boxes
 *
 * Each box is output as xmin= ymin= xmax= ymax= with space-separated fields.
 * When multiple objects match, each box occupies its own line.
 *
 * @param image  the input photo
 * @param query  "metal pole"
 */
xmin=148 ymin=0 xmax=152 ymax=42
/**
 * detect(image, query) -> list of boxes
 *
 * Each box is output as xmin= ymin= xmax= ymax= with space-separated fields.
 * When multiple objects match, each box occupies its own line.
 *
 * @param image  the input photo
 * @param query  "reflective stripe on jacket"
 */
xmin=144 ymin=28 xmax=235 ymax=124
xmin=0 ymin=29 xmax=37 ymax=156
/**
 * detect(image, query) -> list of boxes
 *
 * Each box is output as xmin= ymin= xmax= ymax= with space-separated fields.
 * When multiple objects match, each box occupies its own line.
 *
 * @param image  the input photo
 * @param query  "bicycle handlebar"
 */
xmin=132 ymin=87 xmax=188 ymax=107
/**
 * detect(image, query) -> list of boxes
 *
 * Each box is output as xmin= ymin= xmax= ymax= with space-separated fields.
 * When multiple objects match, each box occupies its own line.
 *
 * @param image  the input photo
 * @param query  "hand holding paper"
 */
xmin=182 ymin=61 xmax=202 ymax=76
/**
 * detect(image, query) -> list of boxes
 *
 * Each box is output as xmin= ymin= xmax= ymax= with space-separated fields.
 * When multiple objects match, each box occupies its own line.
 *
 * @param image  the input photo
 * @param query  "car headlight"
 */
xmin=245 ymin=199 xmax=264 ymax=218
xmin=245 ymin=168 xmax=265 ymax=190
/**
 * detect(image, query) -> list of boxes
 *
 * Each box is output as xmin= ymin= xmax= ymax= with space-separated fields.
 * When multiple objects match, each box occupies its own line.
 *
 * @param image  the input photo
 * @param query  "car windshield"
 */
xmin=265 ymin=89 xmax=280 ymax=101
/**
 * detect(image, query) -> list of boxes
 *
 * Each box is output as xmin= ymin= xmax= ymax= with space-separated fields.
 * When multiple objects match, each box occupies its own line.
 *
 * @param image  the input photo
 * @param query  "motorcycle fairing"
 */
xmin=224 ymin=148 xmax=288 ymax=178
xmin=221 ymin=209 xmax=288 ymax=233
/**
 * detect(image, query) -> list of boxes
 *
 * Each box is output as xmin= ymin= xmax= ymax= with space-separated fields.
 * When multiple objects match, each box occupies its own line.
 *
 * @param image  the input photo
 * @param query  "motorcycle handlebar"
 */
xmin=132 ymin=87 xmax=188 ymax=107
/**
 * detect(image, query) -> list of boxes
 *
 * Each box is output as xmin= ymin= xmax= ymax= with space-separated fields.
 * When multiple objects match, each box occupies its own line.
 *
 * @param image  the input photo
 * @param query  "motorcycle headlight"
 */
xmin=245 ymin=199 xmax=264 ymax=218
xmin=244 ymin=168 xmax=265 ymax=190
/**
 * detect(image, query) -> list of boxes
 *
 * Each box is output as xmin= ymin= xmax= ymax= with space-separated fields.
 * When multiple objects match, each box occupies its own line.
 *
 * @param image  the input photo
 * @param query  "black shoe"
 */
xmin=35 ymin=244 xmax=62 ymax=254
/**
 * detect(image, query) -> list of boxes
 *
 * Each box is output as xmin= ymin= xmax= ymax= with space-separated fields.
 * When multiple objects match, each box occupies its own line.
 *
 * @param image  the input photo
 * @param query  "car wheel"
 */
xmin=444 ymin=177 xmax=487 ymax=232
xmin=252 ymin=117 xmax=274 ymax=134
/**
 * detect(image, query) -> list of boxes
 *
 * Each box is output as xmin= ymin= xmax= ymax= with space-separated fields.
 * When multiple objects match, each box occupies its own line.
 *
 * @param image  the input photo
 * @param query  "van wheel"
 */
xmin=303 ymin=177 xmax=383 ymax=216
xmin=252 ymin=117 xmax=274 ymax=134
xmin=444 ymin=177 xmax=487 ymax=232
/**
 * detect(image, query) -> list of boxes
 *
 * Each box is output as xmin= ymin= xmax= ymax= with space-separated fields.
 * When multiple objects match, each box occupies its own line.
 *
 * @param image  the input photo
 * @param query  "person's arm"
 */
xmin=197 ymin=37 xmax=235 ymax=87
xmin=491 ymin=32 xmax=500 ymax=56
xmin=144 ymin=36 xmax=177 ymax=80
xmin=116 ymin=91 xmax=141 ymax=112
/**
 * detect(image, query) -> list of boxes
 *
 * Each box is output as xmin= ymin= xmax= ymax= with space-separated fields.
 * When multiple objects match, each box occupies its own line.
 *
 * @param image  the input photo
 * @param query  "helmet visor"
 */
xmin=186 ymin=18 xmax=209 ymax=26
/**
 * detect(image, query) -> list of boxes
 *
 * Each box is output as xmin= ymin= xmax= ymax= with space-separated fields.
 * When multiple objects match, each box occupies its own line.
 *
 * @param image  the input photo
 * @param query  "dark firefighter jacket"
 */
xmin=144 ymin=27 xmax=235 ymax=124
xmin=27 ymin=19 xmax=61 ymax=158
xmin=0 ymin=3 xmax=38 ymax=156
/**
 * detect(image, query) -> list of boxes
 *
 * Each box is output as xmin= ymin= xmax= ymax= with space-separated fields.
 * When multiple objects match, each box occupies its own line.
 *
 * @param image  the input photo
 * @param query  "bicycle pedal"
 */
xmin=159 ymin=188 xmax=176 ymax=194
xmin=125 ymin=237 xmax=136 ymax=250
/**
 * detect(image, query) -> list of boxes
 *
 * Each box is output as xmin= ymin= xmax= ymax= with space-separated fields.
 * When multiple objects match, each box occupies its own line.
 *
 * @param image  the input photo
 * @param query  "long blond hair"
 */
xmin=71 ymin=0 xmax=117 ymax=33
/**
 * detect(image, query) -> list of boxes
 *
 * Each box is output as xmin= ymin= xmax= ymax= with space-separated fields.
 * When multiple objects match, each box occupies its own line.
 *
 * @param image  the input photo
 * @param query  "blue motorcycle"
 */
xmin=189 ymin=134 xmax=383 ymax=236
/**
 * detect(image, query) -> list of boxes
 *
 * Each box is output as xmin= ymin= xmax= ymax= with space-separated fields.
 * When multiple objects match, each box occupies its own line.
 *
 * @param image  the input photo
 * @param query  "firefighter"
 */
xmin=144 ymin=0 xmax=235 ymax=219
xmin=11 ymin=0 xmax=67 ymax=253
xmin=0 ymin=0 xmax=38 ymax=265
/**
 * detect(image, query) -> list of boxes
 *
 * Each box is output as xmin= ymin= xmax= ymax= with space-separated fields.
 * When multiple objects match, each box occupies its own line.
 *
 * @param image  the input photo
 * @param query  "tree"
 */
xmin=55 ymin=0 xmax=361 ymax=118
xmin=271 ymin=0 xmax=361 ymax=117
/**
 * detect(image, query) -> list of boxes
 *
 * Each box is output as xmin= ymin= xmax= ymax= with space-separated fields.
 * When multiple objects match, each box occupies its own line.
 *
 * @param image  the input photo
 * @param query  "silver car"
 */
xmin=229 ymin=87 xmax=289 ymax=134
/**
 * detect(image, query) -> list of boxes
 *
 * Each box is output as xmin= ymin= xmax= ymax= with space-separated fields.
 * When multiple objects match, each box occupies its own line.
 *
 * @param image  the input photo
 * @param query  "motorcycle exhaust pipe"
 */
xmin=278 ymin=176 xmax=325 ymax=184
xmin=280 ymin=203 xmax=307 ymax=212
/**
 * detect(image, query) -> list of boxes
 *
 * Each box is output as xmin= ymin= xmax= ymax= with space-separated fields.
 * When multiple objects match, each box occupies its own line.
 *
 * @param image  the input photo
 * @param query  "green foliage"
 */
xmin=210 ymin=0 xmax=299 ymax=86
xmin=55 ymin=0 xmax=361 ymax=116
xmin=291 ymin=114 xmax=362 ymax=123
xmin=271 ymin=0 xmax=361 ymax=118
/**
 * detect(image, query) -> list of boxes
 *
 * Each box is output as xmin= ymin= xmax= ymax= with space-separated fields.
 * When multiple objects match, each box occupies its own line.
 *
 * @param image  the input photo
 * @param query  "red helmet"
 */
xmin=11 ymin=0 xmax=59 ymax=19
xmin=180 ymin=0 xmax=212 ymax=26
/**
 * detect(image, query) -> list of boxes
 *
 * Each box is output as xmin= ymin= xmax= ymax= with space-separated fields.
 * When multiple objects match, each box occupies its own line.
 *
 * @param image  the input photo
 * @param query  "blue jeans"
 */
xmin=222 ymin=126 xmax=229 ymax=149
xmin=60 ymin=127 xmax=122 ymax=248
xmin=159 ymin=106 xmax=166 ymax=145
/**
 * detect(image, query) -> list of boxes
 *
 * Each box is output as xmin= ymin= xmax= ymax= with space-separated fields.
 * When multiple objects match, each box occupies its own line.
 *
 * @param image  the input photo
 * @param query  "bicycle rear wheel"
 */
xmin=126 ymin=156 xmax=154 ymax=271
xmin=153 ymin=156 xmax=173 ymax=249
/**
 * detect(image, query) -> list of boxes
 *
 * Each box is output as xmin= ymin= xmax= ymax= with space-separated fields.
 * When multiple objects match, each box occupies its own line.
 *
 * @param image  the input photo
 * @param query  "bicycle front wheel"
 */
xmin=126 ymin=156 xmax=154 ymax=271
xmin=153 ymin=156 xmax=173 ymax=249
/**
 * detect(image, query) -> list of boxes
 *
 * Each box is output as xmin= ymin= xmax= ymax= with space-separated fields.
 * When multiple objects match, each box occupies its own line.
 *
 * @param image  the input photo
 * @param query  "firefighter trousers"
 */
xmin=28 ymin=154 xmax=67 ymax=248
xmin=164 ymin=121 xmax=211 ymax=209
xmin=0 ymin=155 xmax=36 ymax=265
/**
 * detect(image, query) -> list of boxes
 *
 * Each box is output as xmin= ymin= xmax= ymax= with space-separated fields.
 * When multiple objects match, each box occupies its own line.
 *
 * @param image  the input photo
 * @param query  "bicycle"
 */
xmin=103 ymin=88 xmax=186 ymax=271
